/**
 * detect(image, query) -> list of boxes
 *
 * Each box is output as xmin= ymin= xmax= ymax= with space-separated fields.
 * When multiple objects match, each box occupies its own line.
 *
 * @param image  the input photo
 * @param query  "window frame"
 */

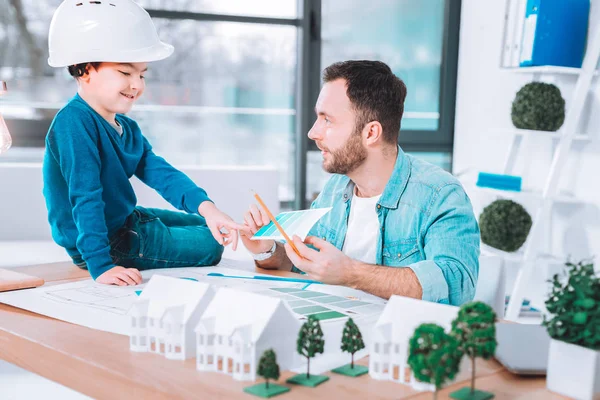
xmin=3 ymin=1 xmax=461 ymax=210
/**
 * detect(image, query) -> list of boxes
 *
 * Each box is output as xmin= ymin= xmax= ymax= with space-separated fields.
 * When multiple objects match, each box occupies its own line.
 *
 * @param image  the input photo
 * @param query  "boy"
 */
xmin=43 ymin=0 xmax=242 ymax=286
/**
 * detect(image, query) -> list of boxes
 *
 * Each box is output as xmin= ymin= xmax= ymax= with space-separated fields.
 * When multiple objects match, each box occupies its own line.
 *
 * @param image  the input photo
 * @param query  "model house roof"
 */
xmin=129 ymin=275 xmax=213 ymax=323
xmin=373 ymin=295 xmax=459 ymax=341
xmin=194 ymin=288 xmax=287 ymax=342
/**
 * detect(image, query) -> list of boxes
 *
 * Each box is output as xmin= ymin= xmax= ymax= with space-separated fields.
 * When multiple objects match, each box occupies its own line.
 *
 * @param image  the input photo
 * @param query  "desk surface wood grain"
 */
xmin=0 ymin=262 xmax=564 ymax=400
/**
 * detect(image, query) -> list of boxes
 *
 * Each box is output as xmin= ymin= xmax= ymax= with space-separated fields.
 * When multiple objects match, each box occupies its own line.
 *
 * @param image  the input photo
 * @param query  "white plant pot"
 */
xmin=547 ymin=339 xmax=600 ymax=400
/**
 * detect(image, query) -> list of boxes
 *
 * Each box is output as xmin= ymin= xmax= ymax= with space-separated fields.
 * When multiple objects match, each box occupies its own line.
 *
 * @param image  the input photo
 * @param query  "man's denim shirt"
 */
xmin=308 ymin=147 xmax=480 ymax=306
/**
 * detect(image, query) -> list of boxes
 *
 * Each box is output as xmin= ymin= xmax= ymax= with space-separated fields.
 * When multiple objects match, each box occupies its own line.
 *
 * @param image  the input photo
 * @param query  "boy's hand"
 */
xmin=239 ymin=204 xmax=275 ymax=254
xmin=198 ymin=201 xmax=245 ymax=250
xmin=96 ymin=266 xmax=143 ymax=286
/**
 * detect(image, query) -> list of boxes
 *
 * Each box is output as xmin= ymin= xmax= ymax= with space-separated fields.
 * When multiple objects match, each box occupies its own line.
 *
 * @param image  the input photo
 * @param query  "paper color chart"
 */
xmin=251 ymin=208 xmax=331 ymax=241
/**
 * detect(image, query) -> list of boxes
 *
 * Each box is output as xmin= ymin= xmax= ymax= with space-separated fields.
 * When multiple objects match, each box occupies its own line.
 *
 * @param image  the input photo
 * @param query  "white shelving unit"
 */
xmin=494 ymin=26 xmax=600 ymax=321
xmin=503 ymin=65 xmax=599 ymax=76
xmin=471 ymin=185 xmax=585 ymax=205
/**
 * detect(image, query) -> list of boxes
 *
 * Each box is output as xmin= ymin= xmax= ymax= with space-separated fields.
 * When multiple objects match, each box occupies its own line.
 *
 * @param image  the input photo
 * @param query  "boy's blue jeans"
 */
xmin=73 ymin=206 xmax=224 ymax=272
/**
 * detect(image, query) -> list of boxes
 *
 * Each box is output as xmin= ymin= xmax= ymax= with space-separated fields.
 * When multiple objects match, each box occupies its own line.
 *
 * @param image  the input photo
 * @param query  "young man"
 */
xmin=43 ymin=0 xmax=242 ymax=286
xmin=241 ymin=60 xmax=480 ymax=306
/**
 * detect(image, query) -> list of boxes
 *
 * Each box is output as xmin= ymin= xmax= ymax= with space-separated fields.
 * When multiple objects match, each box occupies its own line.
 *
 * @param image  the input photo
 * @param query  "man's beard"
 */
xmin=322 ymin=128 xmax=367 ymax=175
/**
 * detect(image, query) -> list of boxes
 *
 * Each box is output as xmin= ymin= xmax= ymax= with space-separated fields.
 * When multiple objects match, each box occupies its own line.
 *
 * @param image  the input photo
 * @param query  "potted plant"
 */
xmin=544 ymin=260 xmax=600 ymax=400
xmin=479 ymin=199 xmax=532 ymax=253
xmin=511 ymin=82 xmax=565 ymax=132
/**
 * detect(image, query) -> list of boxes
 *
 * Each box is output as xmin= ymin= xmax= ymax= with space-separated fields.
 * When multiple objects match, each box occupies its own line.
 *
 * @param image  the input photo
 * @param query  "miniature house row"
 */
xmin=369 ymin=296 xmax=463 ymax=392
xmin=129 ymin=275 xmax=465 ymax=390
xmin=128 ymin=275 xmax=301 ymax=381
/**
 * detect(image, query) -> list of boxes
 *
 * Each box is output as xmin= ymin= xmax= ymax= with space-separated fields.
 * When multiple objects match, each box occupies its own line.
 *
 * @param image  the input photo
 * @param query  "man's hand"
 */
xmin=239 ymin=204 xmax=275 ymax=254
xmin=198 ymin=201 xmax=245 ymax=250
xmin=283 ymin=235 xmax=356 ymax=286
xmin=96 ymin=266 xmax=143 ymax=286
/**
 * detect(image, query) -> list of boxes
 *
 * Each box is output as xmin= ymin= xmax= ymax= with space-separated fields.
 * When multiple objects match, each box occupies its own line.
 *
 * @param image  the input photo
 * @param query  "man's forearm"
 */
xmin=346 ymin=261 xmax=423 ymax=300
xmin=254 ymin=242 xmax=293 ymax=271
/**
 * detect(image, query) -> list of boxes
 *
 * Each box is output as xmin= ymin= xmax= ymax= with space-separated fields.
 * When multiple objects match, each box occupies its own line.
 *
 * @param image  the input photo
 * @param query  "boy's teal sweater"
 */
xmin=43 ymin=94 xmax=210 ymax=279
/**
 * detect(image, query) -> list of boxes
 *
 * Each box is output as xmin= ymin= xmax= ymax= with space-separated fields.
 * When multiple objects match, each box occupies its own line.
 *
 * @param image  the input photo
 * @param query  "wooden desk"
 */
xmin=0 ymin=262 xmax=565 ymax=399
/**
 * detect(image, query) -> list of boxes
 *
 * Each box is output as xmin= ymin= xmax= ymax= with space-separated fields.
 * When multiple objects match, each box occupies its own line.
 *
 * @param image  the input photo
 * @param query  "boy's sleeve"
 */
xmin=46 ymin=111 xmax=114 ymax=279
xmin=134 ymin=136 xmax=211 ymax=214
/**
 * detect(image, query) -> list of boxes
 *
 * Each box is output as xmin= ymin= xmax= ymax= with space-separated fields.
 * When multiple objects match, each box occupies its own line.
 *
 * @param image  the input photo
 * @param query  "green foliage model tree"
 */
xmin=297 ymin=315 xmax=325 ymax=379
xmin=257 ymin=349 xmax=280 ymax=389
xmin=407 ymin=323 xmax=462 ymax=400
xmin=340 ymin=318 xmax=365 ymax=368
xmin=543 ymin=260 xmax=600 ymax=350
xmin=450 ymin=301 xmax=497 ymax=395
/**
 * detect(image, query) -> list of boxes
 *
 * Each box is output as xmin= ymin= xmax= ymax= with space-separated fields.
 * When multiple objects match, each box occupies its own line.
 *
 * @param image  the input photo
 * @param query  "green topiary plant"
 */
xmin=479 ymin=199 xmax=532 ymax=252
xmin=511 ymin=82 xmax=565 ymax=131
xmin=408 ymin=323 xmax=462 ymax=400
xmin=543 ymin=260 xmax=600 ymax=350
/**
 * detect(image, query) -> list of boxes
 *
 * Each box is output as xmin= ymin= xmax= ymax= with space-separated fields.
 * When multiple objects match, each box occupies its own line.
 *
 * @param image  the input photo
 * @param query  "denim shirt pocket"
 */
xmin=382 ymin=239 xmax=421 ymax=266
xmin=312 ymin=222 xmax=337 ymax=246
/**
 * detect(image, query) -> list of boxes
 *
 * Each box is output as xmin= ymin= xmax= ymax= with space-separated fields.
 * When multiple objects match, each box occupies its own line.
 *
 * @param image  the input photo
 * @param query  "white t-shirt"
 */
xmin=341 ymin=191 xmax=382 ymax=264
xmin=110 ymin=120 xmax=123 ymax=136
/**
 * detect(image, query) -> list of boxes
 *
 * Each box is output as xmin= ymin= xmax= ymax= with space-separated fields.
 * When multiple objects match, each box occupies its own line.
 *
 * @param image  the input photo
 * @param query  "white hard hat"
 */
xmin=48 ymin=0 xmax=174 ymax=67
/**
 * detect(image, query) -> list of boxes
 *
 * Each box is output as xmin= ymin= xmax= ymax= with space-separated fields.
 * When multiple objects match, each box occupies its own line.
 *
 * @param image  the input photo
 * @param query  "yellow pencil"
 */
xmin=252 ymin=190 xmax=302 ymax=258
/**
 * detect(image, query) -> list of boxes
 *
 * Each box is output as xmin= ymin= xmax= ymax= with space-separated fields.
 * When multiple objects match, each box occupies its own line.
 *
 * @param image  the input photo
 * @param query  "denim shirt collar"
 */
xmin=341 ymin=146 xmax=411 ymax=209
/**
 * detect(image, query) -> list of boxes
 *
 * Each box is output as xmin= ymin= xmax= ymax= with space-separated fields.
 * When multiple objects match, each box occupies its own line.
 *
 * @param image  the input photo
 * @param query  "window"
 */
xmin=138 ymin=0 xmax=297 ymax=18
xmin=321 ymin=0 xmax=445 ymax=132
xmin=0 ymin=0 xmax=300 ymax=205
xmin=1 ymin=0 xmax=459 ymax=209
xmin=305 ymin=0 xmax=460 ymax=205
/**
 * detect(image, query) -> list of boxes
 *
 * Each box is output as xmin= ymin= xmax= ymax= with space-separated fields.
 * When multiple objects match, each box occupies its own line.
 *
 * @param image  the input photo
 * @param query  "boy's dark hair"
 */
xmin=323 ymin=60 xmax=407 ymax=145
xmin=67 ymin=62 xmax=101 ymax=78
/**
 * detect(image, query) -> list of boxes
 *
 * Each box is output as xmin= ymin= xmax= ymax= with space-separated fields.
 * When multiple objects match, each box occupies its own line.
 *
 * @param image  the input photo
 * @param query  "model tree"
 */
xmin=407 ymin=323 xmax=462 ymax=400
xmin=258 ymin=349 xmax=280 ymax=389
xmin=244 ymin=349 xmax=290 ymax=398
xmin=332 ymin=317 xmax=368 ymax=377
xmin=450 ymin=301 xmax=497 ymax=400
xmin=286 ymin=315 xmax=329 ymax=387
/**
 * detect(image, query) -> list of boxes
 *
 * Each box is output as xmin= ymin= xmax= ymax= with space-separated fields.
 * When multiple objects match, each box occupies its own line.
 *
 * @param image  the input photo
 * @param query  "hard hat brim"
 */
xmin=48 ymin=41 xmax=174 ymax=68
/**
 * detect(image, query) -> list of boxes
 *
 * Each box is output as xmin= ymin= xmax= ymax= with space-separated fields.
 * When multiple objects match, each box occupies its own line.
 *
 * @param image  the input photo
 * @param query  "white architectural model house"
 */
xmin=195 ymin=287 xmax=301 ymax=381
xmin=129 ymin=275 xmax=215 ymax=360
xmin=369 ymin=295 xmax=460 ymax=391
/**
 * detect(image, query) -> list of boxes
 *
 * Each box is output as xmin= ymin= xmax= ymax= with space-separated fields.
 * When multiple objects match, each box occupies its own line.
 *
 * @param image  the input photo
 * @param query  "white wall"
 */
xmin=454 ymin=0 xmax=600 ymax=270
xmin=0 ymin=164 xmax=278 ymax=241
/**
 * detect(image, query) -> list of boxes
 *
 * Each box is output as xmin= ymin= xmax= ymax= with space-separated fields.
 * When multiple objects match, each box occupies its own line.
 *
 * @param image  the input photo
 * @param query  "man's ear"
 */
xmin=364 ymin=121 xmax=384 ymax=145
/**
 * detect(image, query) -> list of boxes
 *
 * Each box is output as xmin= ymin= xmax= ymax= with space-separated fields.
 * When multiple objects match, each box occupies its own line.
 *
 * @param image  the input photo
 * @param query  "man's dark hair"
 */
xmin=323 ymin=60 xmax=407 ymax=145
xmin=67 ymin=62 xmax=101 ymax=78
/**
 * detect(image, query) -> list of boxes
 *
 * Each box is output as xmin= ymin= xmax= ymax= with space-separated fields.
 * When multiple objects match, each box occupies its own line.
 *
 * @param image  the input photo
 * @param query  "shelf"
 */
xmin=471 ymin=185 xmax=585 ymax=205
xmin=511 ymin=128 xmax=591 ymax=142
xmin=491 ymin=128 xmax=591 ymax=141
xmin=481 ymin=243 xmax=563 ymax=264
xmin=503 ymin=66 xmax=599 ymax=76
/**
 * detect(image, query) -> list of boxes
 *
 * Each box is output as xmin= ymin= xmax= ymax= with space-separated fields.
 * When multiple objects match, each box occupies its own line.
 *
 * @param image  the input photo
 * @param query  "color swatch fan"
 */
xmin=251 ymin=208 xmax=331 ymax=241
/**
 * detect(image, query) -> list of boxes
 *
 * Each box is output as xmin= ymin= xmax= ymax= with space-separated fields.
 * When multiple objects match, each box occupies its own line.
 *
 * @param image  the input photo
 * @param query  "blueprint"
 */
xmin=0 ymin=258 xmax=385 ymax=373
